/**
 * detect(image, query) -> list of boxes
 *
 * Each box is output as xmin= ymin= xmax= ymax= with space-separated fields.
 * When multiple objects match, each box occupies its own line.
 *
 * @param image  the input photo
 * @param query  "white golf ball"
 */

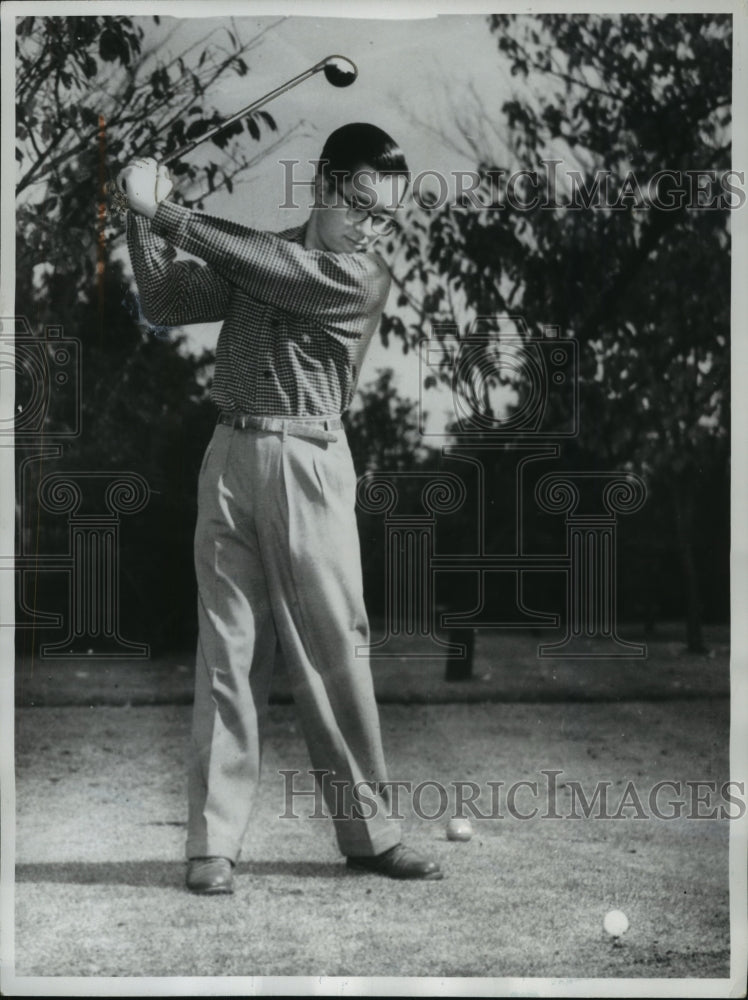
xmin=446 ymin=818 xmax=473 ymax=841
xmin=603 ymin=909 xmax=630 ymax=937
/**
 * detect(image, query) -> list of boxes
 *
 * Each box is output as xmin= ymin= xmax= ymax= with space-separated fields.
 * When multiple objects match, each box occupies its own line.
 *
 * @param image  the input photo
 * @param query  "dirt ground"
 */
xmin=11 ymin=693 xmax=735 ymax=987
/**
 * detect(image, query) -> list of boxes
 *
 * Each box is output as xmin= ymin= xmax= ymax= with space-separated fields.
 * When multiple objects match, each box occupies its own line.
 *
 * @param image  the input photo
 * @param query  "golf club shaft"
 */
xmin=161 ymin=59 xmax=328 ymax=166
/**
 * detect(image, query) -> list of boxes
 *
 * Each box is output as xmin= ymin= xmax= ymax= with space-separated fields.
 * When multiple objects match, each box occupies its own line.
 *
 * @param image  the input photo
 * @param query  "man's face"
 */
xmin=307 ymin=167 xmax=408 ymax=255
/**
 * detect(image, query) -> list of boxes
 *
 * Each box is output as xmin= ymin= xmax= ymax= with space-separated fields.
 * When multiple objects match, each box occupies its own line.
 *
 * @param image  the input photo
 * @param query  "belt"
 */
xmin=218 ymin=411 xmax=342 ymax=443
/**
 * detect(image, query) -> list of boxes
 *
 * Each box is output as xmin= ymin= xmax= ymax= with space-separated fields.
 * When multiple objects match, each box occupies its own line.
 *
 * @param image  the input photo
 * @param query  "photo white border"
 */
xmin=1 ymin=1 xmax=745 ymax=996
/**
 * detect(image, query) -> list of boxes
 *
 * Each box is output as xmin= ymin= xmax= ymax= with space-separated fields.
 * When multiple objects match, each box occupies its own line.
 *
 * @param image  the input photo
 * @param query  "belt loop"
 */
xmin=281 ymin=425 xmax=288 ymax=442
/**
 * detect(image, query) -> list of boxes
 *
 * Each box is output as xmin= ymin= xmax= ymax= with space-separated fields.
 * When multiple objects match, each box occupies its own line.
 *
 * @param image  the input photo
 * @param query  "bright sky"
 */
xmin=159 ymin=11 xmax=514 ymax=216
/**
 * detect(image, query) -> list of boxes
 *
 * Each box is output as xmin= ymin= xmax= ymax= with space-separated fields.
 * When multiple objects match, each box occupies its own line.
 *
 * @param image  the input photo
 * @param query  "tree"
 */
xmin=344 ymin=368 xmax=429 ymax=474
xmin=387 ymin=13 xmax=731 ymax=650
xmin=13 ymin=15 xmax=289 ymax=654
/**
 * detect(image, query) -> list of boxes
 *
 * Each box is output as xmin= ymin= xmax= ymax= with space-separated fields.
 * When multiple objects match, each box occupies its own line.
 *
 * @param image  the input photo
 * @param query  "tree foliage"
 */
xmin=387 ymin=13 xmax=732 ymax=646
xmin=485 ymin=12 xmax=731 ymax=476
xmin=16 ymin=14 xmax=284 ymax=322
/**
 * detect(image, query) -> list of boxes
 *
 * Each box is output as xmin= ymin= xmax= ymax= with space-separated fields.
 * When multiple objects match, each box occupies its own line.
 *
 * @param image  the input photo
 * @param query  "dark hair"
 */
xmin=318 ymin=123 xmax=409 ymax=186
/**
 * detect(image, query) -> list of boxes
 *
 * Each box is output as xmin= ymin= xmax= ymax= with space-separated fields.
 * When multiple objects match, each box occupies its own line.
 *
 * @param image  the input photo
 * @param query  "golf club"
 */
xmin=161 ymin=55 xmax=358 ymax=166
xmin=109 ymin=55 xmax=357 ymax=214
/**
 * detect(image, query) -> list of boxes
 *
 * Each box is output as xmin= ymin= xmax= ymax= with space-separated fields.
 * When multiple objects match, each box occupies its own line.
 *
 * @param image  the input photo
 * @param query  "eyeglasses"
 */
xmin=338 ymin=189 xmax=400 ymax=236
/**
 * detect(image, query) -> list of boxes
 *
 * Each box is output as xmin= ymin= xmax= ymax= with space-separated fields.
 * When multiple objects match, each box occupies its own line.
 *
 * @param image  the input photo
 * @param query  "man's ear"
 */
xmin=312 ymin=173 xmax=327 ymax=210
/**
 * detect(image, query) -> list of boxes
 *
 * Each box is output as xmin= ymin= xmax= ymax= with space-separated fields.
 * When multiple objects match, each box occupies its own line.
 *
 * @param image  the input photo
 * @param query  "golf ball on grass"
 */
xmin=603 ymin=909 xmax=630 ymax=938
xmin=446 ymin=818 xmax=473 ymax=841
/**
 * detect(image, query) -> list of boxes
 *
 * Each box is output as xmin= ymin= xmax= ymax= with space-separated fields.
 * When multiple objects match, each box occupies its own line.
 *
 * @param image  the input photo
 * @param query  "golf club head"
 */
xmin=322 ymin=56 xmax=358 ymax=88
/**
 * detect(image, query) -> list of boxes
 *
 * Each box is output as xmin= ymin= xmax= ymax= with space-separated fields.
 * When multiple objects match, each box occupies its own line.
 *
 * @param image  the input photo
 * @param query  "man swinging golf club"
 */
xmin=118 ymin=119 xmax=443 ymax=894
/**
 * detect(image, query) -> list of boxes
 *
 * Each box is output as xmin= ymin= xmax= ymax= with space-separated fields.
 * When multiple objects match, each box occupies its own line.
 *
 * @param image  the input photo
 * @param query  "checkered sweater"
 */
xmin=126 ymin=202 xmax=391 ymax=417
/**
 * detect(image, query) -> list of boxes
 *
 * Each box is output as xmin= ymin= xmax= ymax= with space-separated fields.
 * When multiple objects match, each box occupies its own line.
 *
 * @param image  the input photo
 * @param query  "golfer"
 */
xmin=118 ymin=123 xmax=442 ymax=894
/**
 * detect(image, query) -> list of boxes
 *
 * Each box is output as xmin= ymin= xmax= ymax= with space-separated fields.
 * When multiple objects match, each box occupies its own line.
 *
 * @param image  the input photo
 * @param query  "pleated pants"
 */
xmin=186 ymin=421 xmax=401 ymax=862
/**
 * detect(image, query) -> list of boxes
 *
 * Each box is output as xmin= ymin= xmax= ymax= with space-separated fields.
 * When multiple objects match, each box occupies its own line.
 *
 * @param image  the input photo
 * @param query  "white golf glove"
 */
xmin=116 ymin=158 xmax=174 ymax=219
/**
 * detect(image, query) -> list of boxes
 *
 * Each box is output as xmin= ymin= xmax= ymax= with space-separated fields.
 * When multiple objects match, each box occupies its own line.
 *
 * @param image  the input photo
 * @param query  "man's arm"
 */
xmin=127 ymin=211 xmax=233 ymax=327
xmin=151 ymin=202 xmax=391 ymax=339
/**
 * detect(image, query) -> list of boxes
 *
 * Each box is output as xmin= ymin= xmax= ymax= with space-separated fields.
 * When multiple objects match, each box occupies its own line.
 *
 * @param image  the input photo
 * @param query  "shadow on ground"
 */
xmin=15 ymin=859 xmax=348 ymax=887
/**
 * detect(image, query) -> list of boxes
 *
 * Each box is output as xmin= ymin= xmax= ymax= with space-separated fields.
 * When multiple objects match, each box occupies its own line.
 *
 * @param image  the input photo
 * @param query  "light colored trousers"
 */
xmin=187 ymin=422 xmax=401 ymax=862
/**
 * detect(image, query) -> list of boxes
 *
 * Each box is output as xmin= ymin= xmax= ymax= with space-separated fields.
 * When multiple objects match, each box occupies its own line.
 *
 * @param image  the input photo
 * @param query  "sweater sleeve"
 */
xmin=150 ymin=201 xmax=391 ymax=339
xmin=126 ymin=210 xmax=233 ymax=327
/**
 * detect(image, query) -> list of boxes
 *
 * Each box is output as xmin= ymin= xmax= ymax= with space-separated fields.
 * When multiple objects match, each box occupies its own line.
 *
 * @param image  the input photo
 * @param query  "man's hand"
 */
xmin=116 ymin=158 xmax=173 ymax=219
